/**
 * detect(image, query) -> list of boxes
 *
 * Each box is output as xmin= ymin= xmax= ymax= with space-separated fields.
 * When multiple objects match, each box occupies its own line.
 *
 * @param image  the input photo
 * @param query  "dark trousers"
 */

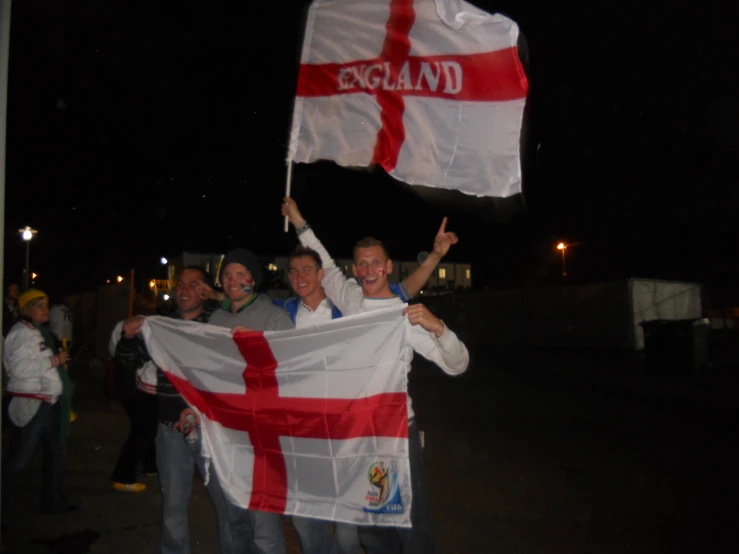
xmin=111 ymin=389 xmax=158 ymax=483
xmin=1 ymin=401 xmax=68 ymax=514
xmin=359 ymin=421 xmax=435 ymax=554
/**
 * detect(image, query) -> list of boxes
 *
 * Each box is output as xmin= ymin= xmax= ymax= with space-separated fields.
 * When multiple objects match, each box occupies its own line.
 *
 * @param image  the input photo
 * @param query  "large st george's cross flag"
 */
xmin=141 ymin=306 xmax=414 ymax=527
xmin=287 ymin=0 xmax=529 ymax=198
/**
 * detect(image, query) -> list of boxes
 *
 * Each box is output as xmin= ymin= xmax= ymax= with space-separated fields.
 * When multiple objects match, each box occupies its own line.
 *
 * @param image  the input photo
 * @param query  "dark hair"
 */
xmin=179 ymin=265 xmax=213 ymax=287
xmin=288 ymin=246 xmax=322 ymax=270
xmin=353 ymin=237 xmax=389 ymax=261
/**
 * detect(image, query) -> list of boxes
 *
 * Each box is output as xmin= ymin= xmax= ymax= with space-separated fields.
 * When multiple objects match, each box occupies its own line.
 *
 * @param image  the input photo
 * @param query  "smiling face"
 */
xmin=288 ymin=256 xmax=324 ymax=299
xmin=175 ymin=268 xmax=207 ymax=316
xmin=352 ymin=245 xmax=393 ymax=298
xmin=221 ymin=263 xmax=254 ymax=302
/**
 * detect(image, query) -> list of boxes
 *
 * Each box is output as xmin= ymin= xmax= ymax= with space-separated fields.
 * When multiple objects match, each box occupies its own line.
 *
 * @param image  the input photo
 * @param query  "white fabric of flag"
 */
xmin=288 ymin=0 xmax=529 ymax=198
xmin=141 ymin=305 xmax=413 ymax=527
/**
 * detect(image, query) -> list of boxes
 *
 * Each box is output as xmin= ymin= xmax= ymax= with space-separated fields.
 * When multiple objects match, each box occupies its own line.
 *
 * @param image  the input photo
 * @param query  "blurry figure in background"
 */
xmin=2 ymin=283 xmax=19 ymax=338
xmin=3 ymin=284 xmax=21 ymax=433
xmin=1 ymin=289 xmax=76 ymax=515
xmin=49 ymin=297 xmax=73 ymax=349
xmin=48 ymin=297 xmax=76 ymax=422
xmin=108 ymin=291 xmax=159 ymax=492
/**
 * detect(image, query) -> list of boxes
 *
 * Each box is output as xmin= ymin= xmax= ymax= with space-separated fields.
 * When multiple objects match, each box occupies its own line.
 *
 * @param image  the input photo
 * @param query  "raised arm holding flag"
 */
xmin=281 ymin=197 xmax=469 ymax=553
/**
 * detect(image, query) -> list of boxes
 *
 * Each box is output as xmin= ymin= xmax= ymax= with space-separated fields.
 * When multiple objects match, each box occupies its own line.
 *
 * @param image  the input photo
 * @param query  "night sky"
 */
xmin=3 ymin=0 xmax=738 ymax=299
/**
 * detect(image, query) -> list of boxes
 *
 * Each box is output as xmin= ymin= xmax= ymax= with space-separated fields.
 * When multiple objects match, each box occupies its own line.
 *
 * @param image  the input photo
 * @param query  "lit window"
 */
xmin=438 ymin=268 xmax=446 ymax=279
xmin=465 ymin=269 xmax=471 ymax=279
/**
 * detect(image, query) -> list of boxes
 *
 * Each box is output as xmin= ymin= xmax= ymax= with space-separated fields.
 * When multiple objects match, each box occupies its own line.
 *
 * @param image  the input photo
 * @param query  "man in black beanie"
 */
xmin=206 ymin=248 xmax=294 ymax=554
xmin=208 ymin=248 xmax=293 ymax=333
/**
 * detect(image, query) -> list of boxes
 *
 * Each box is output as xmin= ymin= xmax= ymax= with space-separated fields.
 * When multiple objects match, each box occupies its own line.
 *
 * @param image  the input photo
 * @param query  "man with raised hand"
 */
xmin=275 ymin=216 xmax=458 ymax=326
xmin=282 ymin=198 xmax=469 ymax=554
xmin=114 ymin=266 xmax=248 ymax=554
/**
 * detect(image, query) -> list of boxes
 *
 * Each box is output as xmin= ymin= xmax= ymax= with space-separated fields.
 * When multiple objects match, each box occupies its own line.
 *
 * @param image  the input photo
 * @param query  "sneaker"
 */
xmin=112 ymin=482 xmax=146 ymax=493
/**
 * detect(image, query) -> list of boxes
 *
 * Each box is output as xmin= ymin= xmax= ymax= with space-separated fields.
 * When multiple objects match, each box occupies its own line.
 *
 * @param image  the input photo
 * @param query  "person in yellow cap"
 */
xmin=0 ymin=289 xmax=76 ymax=515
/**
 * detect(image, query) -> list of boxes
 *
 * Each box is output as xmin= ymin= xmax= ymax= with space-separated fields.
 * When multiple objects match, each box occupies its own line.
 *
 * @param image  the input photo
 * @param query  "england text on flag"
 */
xmin=288 ymin=0 xmax=528 ymax=198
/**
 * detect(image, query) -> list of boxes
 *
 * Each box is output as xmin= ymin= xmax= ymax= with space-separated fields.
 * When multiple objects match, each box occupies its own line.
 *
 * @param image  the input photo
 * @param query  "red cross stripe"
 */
xmin=166 ymin=331 xmax=409 ymax=513
xmin=295 ymin=0 xmax=528 ymax=173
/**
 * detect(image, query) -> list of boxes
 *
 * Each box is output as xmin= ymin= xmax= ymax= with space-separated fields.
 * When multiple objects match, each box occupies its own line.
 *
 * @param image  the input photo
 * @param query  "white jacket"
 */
xmin=109 ymin=320 xmax=158 ymax=395
xmin=298 ymin=228 xmax=469 ymax=418
xmin=2 ymin=320 xmax=63 ymax=426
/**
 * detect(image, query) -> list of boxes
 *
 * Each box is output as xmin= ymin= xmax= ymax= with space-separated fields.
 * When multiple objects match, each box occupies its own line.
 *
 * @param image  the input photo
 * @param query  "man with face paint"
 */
xmin=275 ymin=242 xmax=451 ymax=554
xmin=208 ymin=248 xmax=294 ymax=331
xmin=206 ymin=247 xmax=294 ymax=554
xmin=282 ymin=198 xmax=469 ymax=554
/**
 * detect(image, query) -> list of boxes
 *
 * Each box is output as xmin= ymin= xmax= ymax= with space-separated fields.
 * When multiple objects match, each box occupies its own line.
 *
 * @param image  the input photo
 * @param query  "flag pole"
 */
xmin=283 ymin=161 xmax=293 ymax=233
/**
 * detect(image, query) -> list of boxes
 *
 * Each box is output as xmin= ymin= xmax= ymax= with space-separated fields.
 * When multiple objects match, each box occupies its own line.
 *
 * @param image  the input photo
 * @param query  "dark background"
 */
xmin=3 ymin=0 xmax=738 ymax=298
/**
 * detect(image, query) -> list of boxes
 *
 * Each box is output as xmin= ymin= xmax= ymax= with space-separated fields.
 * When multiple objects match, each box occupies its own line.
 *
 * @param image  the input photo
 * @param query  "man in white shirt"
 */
xmin=279 ymin=246 xmax=357 ymax=554
xmin=282 ymin=198 xmax=469 ymax=554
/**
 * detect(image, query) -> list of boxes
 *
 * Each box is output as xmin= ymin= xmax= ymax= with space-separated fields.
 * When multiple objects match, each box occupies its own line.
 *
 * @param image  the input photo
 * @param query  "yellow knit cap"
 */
xmin=18 ymin=289 xmax=48 ymax=312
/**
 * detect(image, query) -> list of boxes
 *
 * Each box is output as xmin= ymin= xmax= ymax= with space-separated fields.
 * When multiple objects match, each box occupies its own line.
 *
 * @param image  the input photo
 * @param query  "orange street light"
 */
xmin=556 ymin=242 xmax=567 ymax=276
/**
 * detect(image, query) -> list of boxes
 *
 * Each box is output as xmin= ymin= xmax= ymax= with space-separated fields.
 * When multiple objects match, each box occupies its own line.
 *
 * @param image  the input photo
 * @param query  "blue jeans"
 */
xmin=358 ymin=422 xmax=434 ymax=554
xmin=331 ymin=522 xmax=361 ymax=554
xmin=246 ymin=509 xmax=285 ymax=554
xmin=1 ymin=401 xmax=68 ymax=514
xmin=156 ymin=423 xmax=254 ymax=554
xmin=292 ymin=517 xmax=360 ymax=554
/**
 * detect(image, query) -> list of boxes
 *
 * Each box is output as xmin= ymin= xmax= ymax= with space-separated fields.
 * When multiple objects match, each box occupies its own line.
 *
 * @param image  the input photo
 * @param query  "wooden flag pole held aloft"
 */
xmin=283 ymin=161 xmax=293 ymax=233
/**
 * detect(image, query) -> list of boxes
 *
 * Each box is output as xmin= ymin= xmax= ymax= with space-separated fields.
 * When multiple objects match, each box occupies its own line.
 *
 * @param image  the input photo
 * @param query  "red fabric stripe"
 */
xmin=296 ymin=48 xmax=528 ymax=102
xmin=234 ymin=332 xmax=286 ymax=512
xmin=163 ymin=330 xmax=408 ymax=514
xmin=371 ymin=0 xmax=415 ymax=171
xmin=165 ymin=376 xmax=409 ymax=439
xmin=6 ymin=391 xmax=52 ymax=402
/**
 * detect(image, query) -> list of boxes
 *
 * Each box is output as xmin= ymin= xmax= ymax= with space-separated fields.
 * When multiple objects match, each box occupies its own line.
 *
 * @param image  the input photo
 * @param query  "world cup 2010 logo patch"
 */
xmin=363 ymin=459 xmax=404 ymax=514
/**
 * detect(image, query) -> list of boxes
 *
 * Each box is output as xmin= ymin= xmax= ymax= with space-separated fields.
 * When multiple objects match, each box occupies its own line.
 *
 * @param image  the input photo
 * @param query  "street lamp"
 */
xmin=160 ymin=257 xmax=168 ymax=265
xmin=19 ymin=226 xmax=38 ymax=289
xmin=556 ymin=242 xmax=567 ymax=277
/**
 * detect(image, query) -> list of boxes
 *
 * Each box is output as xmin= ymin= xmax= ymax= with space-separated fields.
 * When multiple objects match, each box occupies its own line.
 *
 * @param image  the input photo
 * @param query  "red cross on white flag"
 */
xmin=142 ymin=306 xmax=413 ymax=527
xmin=288 ymin=0 xmax=528 ymax=198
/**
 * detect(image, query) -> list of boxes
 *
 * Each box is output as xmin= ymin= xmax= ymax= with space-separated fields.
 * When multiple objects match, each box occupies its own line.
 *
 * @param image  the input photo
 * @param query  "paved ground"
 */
xmin=1 ymin=345 xmax=735 ymax=553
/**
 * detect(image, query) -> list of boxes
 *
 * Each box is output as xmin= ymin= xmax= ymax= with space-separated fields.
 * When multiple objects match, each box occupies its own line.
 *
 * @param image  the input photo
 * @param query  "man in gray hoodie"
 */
xmin=208 ymin=248 xmax=293 ymax=334
xmin=206 ymin=248 xmax=294 ymax=554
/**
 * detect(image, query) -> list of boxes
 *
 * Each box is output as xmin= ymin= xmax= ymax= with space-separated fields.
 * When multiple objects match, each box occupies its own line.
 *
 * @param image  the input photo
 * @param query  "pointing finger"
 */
xmin=436 ymin=217 xmax=448 ymax=237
